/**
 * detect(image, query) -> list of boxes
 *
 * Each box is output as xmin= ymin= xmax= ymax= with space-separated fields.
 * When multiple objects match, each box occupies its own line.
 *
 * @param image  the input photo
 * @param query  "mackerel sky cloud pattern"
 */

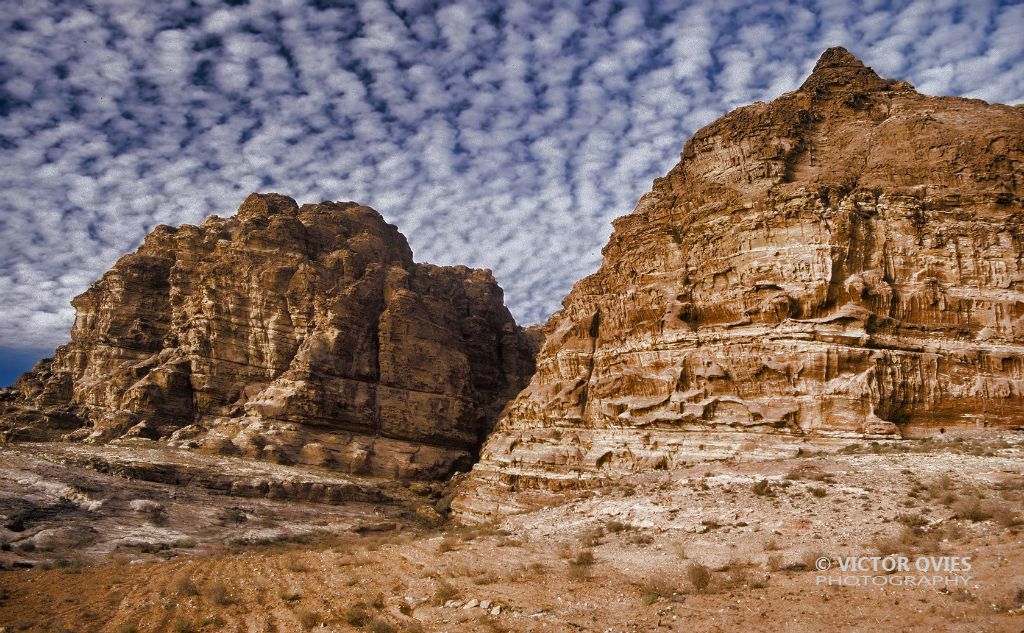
xmin=1 ymin=0 xmax=1022 ymax=359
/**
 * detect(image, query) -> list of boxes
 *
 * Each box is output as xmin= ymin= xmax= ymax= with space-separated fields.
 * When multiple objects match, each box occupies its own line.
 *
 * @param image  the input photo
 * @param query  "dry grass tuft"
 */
xmin=686 ymin=562 xmax=711 ymax=592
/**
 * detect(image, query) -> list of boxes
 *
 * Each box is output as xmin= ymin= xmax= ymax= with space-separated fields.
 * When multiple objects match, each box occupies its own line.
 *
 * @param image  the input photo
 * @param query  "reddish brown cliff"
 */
xmin=0 ymin=193 xmax=537 ymax=479
xmin=454 ymin=48 xmax=1024 ymax=519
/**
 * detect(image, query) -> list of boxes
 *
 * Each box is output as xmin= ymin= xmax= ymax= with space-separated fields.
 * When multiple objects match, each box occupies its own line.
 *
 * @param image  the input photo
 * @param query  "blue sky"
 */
xmin=1 ymin=0 xmax=1023 ymax=386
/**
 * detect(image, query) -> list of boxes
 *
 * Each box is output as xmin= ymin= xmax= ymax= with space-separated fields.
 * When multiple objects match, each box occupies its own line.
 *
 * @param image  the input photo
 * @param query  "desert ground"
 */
xmin=1 ymin=435 xmax=1023 ymax=632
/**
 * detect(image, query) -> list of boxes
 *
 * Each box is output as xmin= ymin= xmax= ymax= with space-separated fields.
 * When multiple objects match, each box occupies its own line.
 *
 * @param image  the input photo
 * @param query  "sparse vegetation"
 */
xmin=686 ymin=562 xmax=711 ymax=592
xmin=286 ymin=556 xmax=310 ymax=572
xmin=345 ymin=603 xmax=370 ymax=626
xmin=203 ymin=580 xmax=233 ymax=605
xmin=810 ymin=486 xmax=828 ymax=498
xmin=431 ymin=580 xmax=458 ymax=606
xmin=172 ymin=573 xmax=199 ymax=596
xmin=568 ymin=549 xmax=596 ymax=580
xmin=295 ymin=607 xmax=320 ymax=630
xmin=172 ymin=618 xmax=197 ymax=633
xmin=952 ymin=498 xmax=992 ymax=522
xmin=752 ymin=479 xmax=774 ymax=496
xmin=367 ymin=618 xmax=397 ymax=633
xmin=639 ymin=577 xmax=677 ymax=605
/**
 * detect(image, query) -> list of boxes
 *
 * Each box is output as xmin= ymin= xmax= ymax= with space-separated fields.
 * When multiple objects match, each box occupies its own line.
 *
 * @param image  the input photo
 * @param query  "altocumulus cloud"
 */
xmin=1 ymin=0 xmax=1023 ymax=355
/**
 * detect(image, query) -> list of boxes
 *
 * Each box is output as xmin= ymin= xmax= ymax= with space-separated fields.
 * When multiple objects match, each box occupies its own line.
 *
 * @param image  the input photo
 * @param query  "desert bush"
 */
xmin=991 ymin=506 xmax=1021 ymax=529
xmin=579 ymin=526 xmax=604 ymax=547
xmin=752 ymin=479 xmax=774 ymax=496
xmin=367 ymin=618 xmax=397 ymax=633
xmin=219 ymin=507 xmax=247 ymax=524
xmin=763 ymin=539 xmax=780 ymax=551
xmin=345 ymin=603 xmax=370 ymax=626
xmin=639 ymin=578 xmax=676 ymax=605
xmin=203 ymin=580 xmax=233 ymax=605
xmin=295 ymin=608 xmax=319 ymax=630
xmin=172 ymin=618 xmax=197 ymax=633
xmin=172 ymin=573 xmax=199 ymax=596
xmin=686 ymin=562 xmax=711 ymax=592
xmin=606 ymin=520 xmax=632 ymax=533
xmin=628 ymin=532 xmax=654 ymax=546
xmin=809 ymin=486 xmax=828 ymax=498
xmin=277 ymin=588 xmax=301 ymax=602
xmin=952 ymin=498 xmax=992 ymax=522
xmin=567 ymin=549 xmax=595 ymax=581
xmin=897 ymin=513 xmax=928 ymax=529
xmin=766 ymin=554 xmax=784 ymax=571
xmin=286 ymin=557 xmax=310 ymax=572
xmin=431 ymin=580 xmax=458 ymax=606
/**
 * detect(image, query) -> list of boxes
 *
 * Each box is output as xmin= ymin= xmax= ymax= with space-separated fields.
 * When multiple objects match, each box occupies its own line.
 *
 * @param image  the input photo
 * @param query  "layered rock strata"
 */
xmin=0 ymin=193 xmax=536 ymax=479
xmin=454 ymin=48 xmax=1024 ymax=518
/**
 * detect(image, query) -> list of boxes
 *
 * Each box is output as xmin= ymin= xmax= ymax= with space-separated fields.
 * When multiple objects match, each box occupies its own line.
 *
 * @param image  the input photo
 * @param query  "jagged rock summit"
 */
xmin=453 ymin=48 xmax=1024 ymax=519
xmin=0 ymin=193 xmax=537 ymax=479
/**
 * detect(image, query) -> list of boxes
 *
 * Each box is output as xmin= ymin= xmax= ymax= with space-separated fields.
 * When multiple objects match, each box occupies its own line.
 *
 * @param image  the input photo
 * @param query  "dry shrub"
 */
xmin=567 ymin=549 xmax=595 ymax=581
xmin=172 ymin=573 xmax=199 ymax=596
xmin=686 ymin=562 xmax=711 ymax=592
xmin=606 ymin=520 xmax=630 ymax=533
xmin=367 ymin=618 xmax=396 ymax=633
xmin=952 ymin=498 xmax=992 ymax=522
xmin=437 ymin=537 xmax=457 ymax=553
xmin=639 ymin=578 xmax=677 ymax=605
xmin=286 ymin=556 xmax=309 ymax=573
xmin=295 ymin=608 xmax=319 ymax=630
xmin=203 ymin=580 xmax=233 ymax=605
xmin=345 ymin=603 xmax=370 ymax=626
xmin=752 ymin=479 xmax=774 ymax=496
xmin=431 ymin=580 xmax=458 ymax=606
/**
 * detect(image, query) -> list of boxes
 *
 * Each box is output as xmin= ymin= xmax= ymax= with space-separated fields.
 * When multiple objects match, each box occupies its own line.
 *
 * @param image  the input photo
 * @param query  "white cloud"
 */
xmin=0 ymin=0 xmax=1022 ymax=354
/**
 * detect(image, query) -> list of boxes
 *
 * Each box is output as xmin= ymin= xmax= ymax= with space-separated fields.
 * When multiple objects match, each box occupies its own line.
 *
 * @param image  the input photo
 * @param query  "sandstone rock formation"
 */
xmin=454 ymin=48 xmax=1024 ymax=518
xmin=0 ymin=193 xmax=537 ymax=479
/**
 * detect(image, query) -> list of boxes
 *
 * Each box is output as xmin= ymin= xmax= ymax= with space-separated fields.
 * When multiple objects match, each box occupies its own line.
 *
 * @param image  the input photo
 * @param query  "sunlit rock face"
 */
xmin=0 ymin=193 xmax=537 ymax=479
xmin=453 ymin=47 xmax=1024 ymax=519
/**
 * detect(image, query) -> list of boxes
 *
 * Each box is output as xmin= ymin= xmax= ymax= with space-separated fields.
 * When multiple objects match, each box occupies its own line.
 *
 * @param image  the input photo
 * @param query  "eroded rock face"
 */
xmin=0 ymin=193 xmax=537 ymax=479
xmin=454 ymin=48 xmax=1024 ymax=518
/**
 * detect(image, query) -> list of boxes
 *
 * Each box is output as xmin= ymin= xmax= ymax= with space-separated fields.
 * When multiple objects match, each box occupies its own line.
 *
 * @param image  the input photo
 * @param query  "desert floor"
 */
xmin=1 ymin=435 xmax=1023 ymax=632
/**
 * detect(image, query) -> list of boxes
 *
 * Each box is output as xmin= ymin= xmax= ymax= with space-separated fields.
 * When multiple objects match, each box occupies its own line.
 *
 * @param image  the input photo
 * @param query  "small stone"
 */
xmin=480 ymin=600 xmax=491 ymax=609
xmin=463 ymin=599 xmax=479 ymax=609
xmin=491 ymin=606 xmax=501 ymax=615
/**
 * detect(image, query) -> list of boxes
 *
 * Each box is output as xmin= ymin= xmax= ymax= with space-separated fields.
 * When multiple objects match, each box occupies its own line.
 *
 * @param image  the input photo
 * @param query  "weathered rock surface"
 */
xmin=0 ymin=193 xmax=536 ymax=479
xmin=454 ymin=48 xmax=1024 ymax=519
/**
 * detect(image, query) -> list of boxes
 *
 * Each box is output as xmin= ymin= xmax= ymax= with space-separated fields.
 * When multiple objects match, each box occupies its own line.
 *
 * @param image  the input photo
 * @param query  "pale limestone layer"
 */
xmin=1 ymin=193 xmax=536 ymax=479
xmin=453 ymin=48 xmax=1024 ymax=520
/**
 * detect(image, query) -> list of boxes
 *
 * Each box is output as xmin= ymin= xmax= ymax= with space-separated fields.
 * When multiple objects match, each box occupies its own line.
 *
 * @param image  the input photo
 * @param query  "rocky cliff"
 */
xmin=0 ymin=193 xmax=537 ymax=479
xmin=453 ymin=48 xmax=1024 ymax=518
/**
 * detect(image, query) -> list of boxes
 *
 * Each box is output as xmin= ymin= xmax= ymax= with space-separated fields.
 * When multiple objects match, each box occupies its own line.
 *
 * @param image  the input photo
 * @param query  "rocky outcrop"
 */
xmin=453 ymin=48 xmax=1024 ymax=519
xmin=0 ymin=193 xmax=536 ymax=479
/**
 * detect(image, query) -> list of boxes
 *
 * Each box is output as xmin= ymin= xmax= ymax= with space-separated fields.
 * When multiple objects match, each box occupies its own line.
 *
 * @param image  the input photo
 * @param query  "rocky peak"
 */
xmin=1 ymin=194 xmax=537 ymax=480
xmin=798 ymin=46 xmax=898 ymax=94
xmin=237 ymin=192 xmax=300 ymax=221
xmin=453 ymin=49 xmax=1024 ymax=521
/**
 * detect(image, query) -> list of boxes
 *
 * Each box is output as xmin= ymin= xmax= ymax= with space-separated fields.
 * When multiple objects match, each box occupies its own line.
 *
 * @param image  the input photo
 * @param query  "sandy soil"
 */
xmin=1 ymin=435 xmax=1023 ymax=632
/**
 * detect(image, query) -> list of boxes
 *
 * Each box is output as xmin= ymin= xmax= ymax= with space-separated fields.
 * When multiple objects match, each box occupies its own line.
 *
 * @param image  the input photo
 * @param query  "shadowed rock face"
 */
xmin=0 ymin=193 xmax=537 ymax=479
xmin=453 ymin=47 xmax=1024 ymax=518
